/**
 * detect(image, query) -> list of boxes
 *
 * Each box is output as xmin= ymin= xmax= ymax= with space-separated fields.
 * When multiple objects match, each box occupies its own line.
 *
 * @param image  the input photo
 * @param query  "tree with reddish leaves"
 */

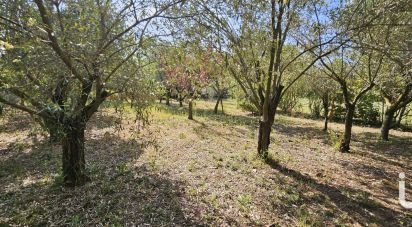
xmin=161 ymin=44 xmax=210 ymax=119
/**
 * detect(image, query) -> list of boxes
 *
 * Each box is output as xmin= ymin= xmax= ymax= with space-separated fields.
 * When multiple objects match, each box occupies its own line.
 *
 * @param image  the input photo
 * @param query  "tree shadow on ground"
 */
xmin=191 ymin=119 xmax=253 ymax=141
xmin=265 ymin=158 xmax=406 ymax=226
xmin=0 ymin=132 xmax=206 ymax=226
xmin=156 ymin=104 xmax=259 ymax=130
xmin=87 ymin=111 xmax=122 ymax=130
xmin=0 ymin=112 xmax=36 ymax=134
xmin=273 ymin=121 xmax=327 ymax=141
xmin=273 ymin=120 xmax=412 ymax=171
xmin=354 ymin=131 xmax=412 ymax=163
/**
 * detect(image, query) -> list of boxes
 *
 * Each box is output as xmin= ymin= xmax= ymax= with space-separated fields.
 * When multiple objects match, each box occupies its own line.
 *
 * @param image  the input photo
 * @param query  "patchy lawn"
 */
xmin=1 ymin=99 xmax=411 ymax=226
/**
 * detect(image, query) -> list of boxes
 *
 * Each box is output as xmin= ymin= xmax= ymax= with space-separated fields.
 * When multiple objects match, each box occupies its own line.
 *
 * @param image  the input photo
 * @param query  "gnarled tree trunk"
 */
xmin=257 ymin=119 xmax=273 ymax=159
xmin=340 ymin=105 xmax=355 ymax=153
xmin=62 ymin=119 xmax=89 ymax=186
xmin=381 ymin=106 xmax=396 ymax=141
xmin=257 ymin=86 xmax=283 ymax=159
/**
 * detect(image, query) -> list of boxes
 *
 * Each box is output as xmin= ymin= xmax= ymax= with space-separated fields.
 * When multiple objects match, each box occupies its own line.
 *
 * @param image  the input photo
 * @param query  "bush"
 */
xmin=308 ymin=97 xmax=322 ymax=118
xmin=279 ymin=91 xmax=301 ymax=115
xmin=238 ymin=99 xmax=260 ymax=114
xmin=356 ymin=97 xmax=380 ymax=125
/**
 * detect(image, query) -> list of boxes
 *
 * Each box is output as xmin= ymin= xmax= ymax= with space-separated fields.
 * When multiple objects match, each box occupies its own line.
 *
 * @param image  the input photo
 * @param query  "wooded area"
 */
xmin=0 ymin=0 xmax=411 ymax=226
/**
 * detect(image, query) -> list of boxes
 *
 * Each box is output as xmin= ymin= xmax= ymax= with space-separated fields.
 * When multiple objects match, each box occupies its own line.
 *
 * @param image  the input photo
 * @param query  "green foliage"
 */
xmin=326 ymin=130 xmax=341 ymax=150
xmin=237 ymin=98 xmax=260 ymax=114
xmin=279 ymin=91 xmax=302 ymax=115
xmin=308 ymin=97 xmax=322 ymax=118
xmin=237 ymin=194 xmax=252 ymax=211
xmin=234 ymin=88 xmax=260 ymax=114
xmin=356 ymin=93 xmax=380 ymax=125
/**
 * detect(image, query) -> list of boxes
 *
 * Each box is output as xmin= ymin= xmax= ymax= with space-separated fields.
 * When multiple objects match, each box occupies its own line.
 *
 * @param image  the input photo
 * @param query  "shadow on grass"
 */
xmin=274 ymin=119 xmax=412 ymax=169
xmin=355 ymin=131 xmax=412 ymax=160
xmin=273 ymin=121 xmax=327 ymax=141
xmin=0 ymin=132 xmax=205 ymax=226
xmin=265 ymin=158 xmax=404 ymax=226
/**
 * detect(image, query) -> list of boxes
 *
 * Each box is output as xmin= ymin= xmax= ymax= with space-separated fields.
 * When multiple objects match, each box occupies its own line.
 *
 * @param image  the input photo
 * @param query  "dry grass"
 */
xmin=1 ymin=99 xmax=412 ymax=226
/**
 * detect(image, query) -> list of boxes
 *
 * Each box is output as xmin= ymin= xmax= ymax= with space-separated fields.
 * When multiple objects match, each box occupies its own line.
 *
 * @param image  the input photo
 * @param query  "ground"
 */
xmin=0 ymin=99 xmax=411 ymax=226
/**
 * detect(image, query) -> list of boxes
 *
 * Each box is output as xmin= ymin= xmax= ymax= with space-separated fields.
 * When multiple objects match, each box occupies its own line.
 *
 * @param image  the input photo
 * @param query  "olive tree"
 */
xmin=0 ymin=0 xmax=182 ymax=186
xmin=191 ymin=0 xmax=344 ymax=158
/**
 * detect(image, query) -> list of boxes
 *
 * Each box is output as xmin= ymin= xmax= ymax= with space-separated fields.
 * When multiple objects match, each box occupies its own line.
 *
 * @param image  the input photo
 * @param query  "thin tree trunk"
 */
xmin=220 ymin=98 xmax=224 ymax=114
xmin=188 ymin=99 xmax=193 ymax=120
xmin=62 ymin=121 xmax=89 ymax=186
xmin=322 ymin=94 xmax=329 ymax=131
xmin=381 ymin=99 xmax=385 ymax=123
xmin=395 ymin=106 xmax=407 ymax=128
xmin=339 ymin=105 xmax=355 ymax=153
xmin=166 ymin=90 xmax=170 ymax=106
xmin=381 ymin=107 xmax=396 ymax=141
xmin=179 ymin=94 xmax=183 ymax=107
xmin=214 ymin=96 xmax=221 ymax=114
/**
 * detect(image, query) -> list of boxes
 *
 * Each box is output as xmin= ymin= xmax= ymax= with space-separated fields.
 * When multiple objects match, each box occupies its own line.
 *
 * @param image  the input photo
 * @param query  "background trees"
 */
xmin=340 ymin=0 xmax=412 ymax=141
xmin=318 ymin=50 xmax=383 ymax=152
xmin=306 ymin=69 xmax=339 ymax=131
xmin=160 ymin=44 xmax=210 ymax=119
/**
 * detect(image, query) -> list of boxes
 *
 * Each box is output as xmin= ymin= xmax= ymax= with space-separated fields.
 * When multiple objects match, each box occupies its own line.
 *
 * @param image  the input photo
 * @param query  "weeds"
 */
xmin=237 ymin=194 xmax=253 ymax=211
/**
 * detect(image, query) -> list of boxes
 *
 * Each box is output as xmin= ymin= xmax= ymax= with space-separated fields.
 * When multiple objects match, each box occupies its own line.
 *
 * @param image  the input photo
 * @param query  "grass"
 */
xmin=1 ymin=99 xmax=412 ymax=226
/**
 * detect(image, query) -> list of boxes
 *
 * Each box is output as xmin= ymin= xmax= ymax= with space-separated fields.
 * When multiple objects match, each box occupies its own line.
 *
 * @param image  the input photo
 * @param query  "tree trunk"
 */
xmin=166 ymin=91 xmax=170 ymax=106
xmin=257 ymin=86 xmax=283 ymax=159
xmin=62 ymin=121 xmax=89 ymax=186
xmin=339 ymin=105 xmax=355 ymax=153
xmin=214 ymin=96 xmax=221 ymax=114
xmin=395 ymin=106 xmax=407 ymax=128
xmin=188 ymin=99 xmax=193 ymax=120
xmin=381 ymin=107 xmax=396 ymax=141
xmin=179 ymin=94 xmax=183 ymax=107
xmin=322 ymin=94 xmax=329 ymax=131
xmin=220 ymin=98 xmax=224 ymax=114
xmin=257 ymin=120 xmax=272 ymax=159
